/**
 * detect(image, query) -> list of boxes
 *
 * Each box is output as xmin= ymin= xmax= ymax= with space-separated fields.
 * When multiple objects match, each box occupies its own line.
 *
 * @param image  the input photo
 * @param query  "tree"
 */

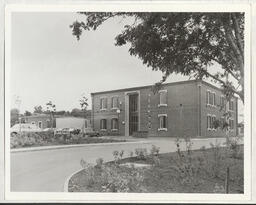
xmin=70 ymin=12 xmax=244 ymax=103
xmin=46 ymin=101 xmax=56 ymax=128
xmin=24 ymin=110 xmax=32 ymax=116
xmin=80 ymin=95 xmax=88 ymax=118
xmin=79 ymin=94 xmax=89 ymax=134
xmin=10 ymin=108 xmax=19 ymax=126
xmin=71 ymin=108 xmax=83 ymax=117
xmin=33 ymin=105 xmax=43 ymax=114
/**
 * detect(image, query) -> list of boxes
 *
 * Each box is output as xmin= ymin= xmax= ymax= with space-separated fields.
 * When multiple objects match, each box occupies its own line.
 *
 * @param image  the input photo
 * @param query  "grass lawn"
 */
xmin=68 ymin=145 xmax=244 ymax=193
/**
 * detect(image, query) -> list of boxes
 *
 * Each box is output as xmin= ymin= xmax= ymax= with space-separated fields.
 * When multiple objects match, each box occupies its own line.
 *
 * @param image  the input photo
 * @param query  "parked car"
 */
xmin=43 ymin=128 xmax=55 ymax=132
xmin=86 ymin=131 xmax=101 ymax=137
xmin=10 ymin=123 xmax=41 ymax=135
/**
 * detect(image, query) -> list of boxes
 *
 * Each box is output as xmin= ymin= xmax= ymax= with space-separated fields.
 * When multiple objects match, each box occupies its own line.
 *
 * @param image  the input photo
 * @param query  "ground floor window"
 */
xmin=158 ymin=114 xmax=167 ymax=131
xmin=111 ymin=118 xmax=118 ymax=130
xmin=38 ymin=121 xmax=42 ymax=129
xmin=100 ymin=119 xmax=107 ymax=130
xmin=207 ymin=115 xmax=216 ymax=130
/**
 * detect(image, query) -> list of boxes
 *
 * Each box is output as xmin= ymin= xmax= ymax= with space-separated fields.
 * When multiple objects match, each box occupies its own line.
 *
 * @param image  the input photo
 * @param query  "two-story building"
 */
xmin=91 ymin=80 xmax=238 ymax=138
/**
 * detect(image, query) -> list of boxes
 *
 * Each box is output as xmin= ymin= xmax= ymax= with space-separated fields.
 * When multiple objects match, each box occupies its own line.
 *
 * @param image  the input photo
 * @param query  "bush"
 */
xmin=132 ymin=131 xmax=148 ymax=138
xmin=226 ymin=136 xmax=242 ymax=159
xmin=150 ymin=145 xmax=160 ymax=157
xmin=79 ymin=159 xmax=145 ymax=192
xmin=134 ymin=148 xmax=147 ymax=160
xmin=112 ymin=150 xmax=124 ymax=164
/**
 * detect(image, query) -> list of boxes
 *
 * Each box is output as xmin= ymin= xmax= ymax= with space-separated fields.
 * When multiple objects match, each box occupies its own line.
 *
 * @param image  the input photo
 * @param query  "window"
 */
xmin=229 ymin=119 xmax=234 ymax=130
xmin=158 ymin=90 xmax=167 ymax=107
xmin=212 ymin=93 xmax=216 ymax=106
xmin=207 ymin=115 xmax=211 ymax=130
xmin=100 ymin=98 xmax=107 ymax=110
xmin=206 ymin=90 xmax=216 ymax=107
xmin=38 ymin=121 xmax=42 ymax=129
xmin=46 ymin=119 xmax=51 ymax=128
xmin=206 ymin=90 xmax=211 ymax=105
xmin=100 ymin=119 xmax=107 ymax=130
xmin=158 ymin=114 xmax=167 ymax=131
xmin=207 ymin=115 xmax=216 ymax=131
xmin=111 ymin=118 xmax=118 ymax=130
xmin=220 ymin=96 xmax=225 ymax=108
xmin=31 ymin=121 xmax=35 ymax=125
xmin=111 ymin=96 xmax=119 ymax=109
xmin=212 ymin=115 xmax=216 ymax=130
xmin=84 ymin=120 xmax=88 ymax=128
xmin=229 ymin=100 xmax=234 ymax=111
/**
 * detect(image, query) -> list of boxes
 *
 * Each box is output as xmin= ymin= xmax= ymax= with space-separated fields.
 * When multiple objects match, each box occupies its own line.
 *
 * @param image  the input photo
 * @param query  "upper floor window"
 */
xmin=229 ymin=118 xmax=234 ymax=130
xmin=100 ymin=119 xmax=107 ymax=130
xmin=206 ymin=90 xmax=216 ymax=106
xmin=220 ymin=95 xmax=225 ymax=108
xmin=229 ymin=100 xmax=234 ymax=111
xmin=158 ymin=90 xmax=167 ymax=107
xmin=158 ymin=114 xmax=167 ymax=131
xmin=111 ymin=118 xmax=118 ymax=130
xmin=111 ymin=96 xmax=119 ymax=109
xmin=100 ymin=98 xmax=107 ymax=110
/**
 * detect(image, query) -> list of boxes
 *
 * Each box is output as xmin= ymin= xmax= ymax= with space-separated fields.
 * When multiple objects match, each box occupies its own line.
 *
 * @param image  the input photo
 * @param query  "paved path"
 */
xmin=11 ymin=137 xmax=227 ymax=192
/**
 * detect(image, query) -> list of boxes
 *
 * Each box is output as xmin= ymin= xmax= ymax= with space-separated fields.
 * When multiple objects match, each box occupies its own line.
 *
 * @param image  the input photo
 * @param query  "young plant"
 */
xmin=134 ymin=148 xmax=147 ymax=160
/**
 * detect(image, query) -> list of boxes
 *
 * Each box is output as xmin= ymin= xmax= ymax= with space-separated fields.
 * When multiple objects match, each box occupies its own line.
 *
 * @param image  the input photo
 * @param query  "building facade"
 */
xmin=91 ymin=80 xmax=238 ymax=138
xmin=23 ymin=114 xmax=54 ymax=130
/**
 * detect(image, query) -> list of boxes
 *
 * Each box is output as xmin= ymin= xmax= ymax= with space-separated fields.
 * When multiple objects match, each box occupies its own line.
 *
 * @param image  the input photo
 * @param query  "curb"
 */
xmin=63 ymin=168 xmax=84 ymax=192
xmin=11 ymin=140 xmax=152 ymax=153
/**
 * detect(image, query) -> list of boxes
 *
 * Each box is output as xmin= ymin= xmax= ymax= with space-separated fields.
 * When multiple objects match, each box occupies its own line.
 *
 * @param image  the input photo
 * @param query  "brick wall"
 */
xmin=91 ymin=80 xmax=238 ymax=138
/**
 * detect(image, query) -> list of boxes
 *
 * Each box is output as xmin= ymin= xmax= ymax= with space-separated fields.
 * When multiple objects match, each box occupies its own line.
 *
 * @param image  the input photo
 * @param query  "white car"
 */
xmin=10 ymin=123 xmax=41 ymax=134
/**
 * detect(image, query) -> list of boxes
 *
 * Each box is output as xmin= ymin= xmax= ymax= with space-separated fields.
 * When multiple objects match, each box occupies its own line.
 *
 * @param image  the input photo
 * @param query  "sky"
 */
xmin=10 ymin=12 xmax=243 ymax=121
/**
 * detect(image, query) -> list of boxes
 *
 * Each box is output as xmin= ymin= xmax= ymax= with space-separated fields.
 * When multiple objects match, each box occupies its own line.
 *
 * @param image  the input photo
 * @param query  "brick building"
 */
xmin=91 ymin=80 xmax=238 ymax=138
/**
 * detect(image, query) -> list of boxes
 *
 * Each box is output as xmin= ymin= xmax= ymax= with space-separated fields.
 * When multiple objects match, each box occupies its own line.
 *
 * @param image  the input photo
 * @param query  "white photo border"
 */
xmin=4 ymin=1 xmax=252 ymax=203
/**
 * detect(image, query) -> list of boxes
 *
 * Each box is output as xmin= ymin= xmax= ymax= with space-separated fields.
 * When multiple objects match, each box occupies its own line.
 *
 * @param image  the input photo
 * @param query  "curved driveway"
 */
xmin=11 ymin=137 xmax=227 ymax=192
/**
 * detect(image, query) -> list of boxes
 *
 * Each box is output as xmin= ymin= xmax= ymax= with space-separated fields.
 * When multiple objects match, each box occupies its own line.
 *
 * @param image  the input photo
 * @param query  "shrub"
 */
xmin=132 ymin=131 xmax=148 ymax=138
xmin=150 ymin=145 xmax=160 ymax=157
xmin=112 ymin=150 xmax=124 ymax=164
xmin=174 ymin=138 xmax=182 ymax=158
xmin=226 ymin=136 xmax=242 ymax=159
xmin=134 ymin=148 xmax=147 ymax=160
xmin=95 ymin=158 xmax=104 ymax=169
xmin=79 ymin=159 xmax=145 ymax=192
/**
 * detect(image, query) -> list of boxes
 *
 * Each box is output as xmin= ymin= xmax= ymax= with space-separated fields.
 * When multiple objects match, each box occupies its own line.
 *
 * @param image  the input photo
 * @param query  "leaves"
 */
xmin=70 ymin=12 xmax=244 ymax=102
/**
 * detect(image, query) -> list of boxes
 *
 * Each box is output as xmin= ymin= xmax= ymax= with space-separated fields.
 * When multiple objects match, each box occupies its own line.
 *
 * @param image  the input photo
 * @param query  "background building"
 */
xmin=91 ymin=80 xmax=238 ymax=138
xmin=23 ymin=114 xmax=54 ymax=130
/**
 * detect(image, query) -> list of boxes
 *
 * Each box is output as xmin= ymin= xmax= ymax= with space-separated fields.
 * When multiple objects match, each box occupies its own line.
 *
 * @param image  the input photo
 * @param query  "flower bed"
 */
xmin=68 ymin=144 xmax=244 ymax=193
xmin=10 ymin=131 xmax=126 ymax=149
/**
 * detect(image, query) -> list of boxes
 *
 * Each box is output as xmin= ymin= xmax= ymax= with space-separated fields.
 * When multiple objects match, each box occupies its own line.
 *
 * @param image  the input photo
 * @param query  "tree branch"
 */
xmin=231 ymin=13 xmax=244 ymax=58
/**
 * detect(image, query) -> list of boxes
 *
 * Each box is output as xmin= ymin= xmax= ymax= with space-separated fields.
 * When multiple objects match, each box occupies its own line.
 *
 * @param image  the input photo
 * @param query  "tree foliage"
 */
xmin=70 ymin=12 xmax=244 ymax=102
xmin=33 ymin=105 xmax=43 ymax=114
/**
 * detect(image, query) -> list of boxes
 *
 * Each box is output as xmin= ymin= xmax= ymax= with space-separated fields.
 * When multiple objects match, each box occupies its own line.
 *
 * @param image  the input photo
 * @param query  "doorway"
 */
xmin=129 ymin=93 xmax=139 ymax=135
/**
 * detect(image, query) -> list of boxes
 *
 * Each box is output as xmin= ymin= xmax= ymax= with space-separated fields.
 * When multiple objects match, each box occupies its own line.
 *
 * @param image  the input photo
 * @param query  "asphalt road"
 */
xmin=11 ymin=137 xmax=227 ymax=192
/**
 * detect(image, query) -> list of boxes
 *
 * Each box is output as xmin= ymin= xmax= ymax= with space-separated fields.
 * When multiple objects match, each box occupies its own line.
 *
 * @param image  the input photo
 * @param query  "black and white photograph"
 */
xmin=1 ymin=0 xmax=255 ymax=203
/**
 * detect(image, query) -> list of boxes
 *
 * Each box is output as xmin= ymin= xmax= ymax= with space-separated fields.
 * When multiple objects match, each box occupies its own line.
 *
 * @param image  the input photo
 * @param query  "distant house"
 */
xmin=56 ymin=117 xmax=92 ymax=132
xmin=91 ymin=80 xmax=238 ymax=138
xmin=23 ymin=114 xmax=54 ymax=130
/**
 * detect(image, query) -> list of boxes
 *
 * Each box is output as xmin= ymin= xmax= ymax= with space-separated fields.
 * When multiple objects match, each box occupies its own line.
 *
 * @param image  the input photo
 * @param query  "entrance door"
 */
xmin=129 ymin=94 xmax=139 ymax=135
